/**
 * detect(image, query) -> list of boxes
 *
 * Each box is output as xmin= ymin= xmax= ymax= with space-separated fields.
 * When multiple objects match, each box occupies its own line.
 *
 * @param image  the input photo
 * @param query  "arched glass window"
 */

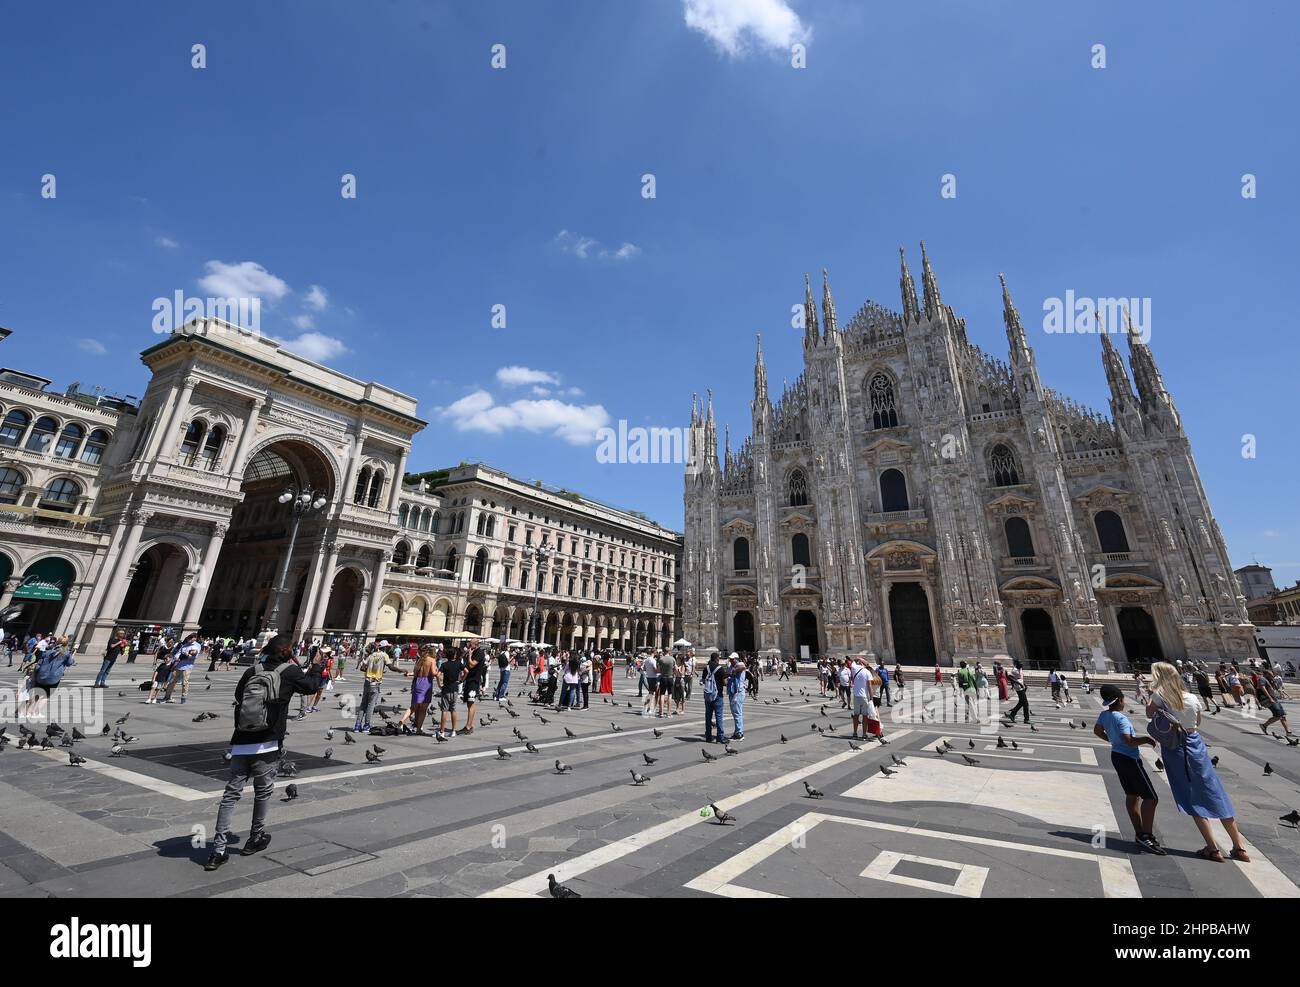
xmin=433 ymin=510 xmax=443 ymax=533
xmin=788 ymin=469 xmax=809 ymax=507
xmin=54 ymin=422 xmax=84 ymax=459
xmin=989 ymin=443 xmax=1021 ymax=486
xmin=445 ymin=547 xmax=458 ymax=577
xmin=485 ymin=516 xmax=495 ymax=537
xmin=879 ymin=469 xmax=909 ymax=512
xmin=0 ymin=466 xmax=25 ymax=504
xmin=1005 ymin=516 xmax=1035 ymax=558
xmin=392 ymin=541 xmax=410 ymax=566
xmin=416 ymin=544 xmax=431 ymax=568
xmin=41 ymin=477 xmax=80 ymax=511
xmin=367 ymin=469 xmax=385 ymax=508
xmin=476 ymin=513 xmax=486 ymax=535
xmin=868 ymin=373 xmax=899 ymax=429
xmin=353 ymin=466 xmax=372 ymax=505
xmin=0 ymin=409 xmax=31 ymax=447
xmin=179 ymin=419 xmax=207 ymax=463
xmin=421 ymin=509 xmax=431 ymax=532
xmin=398 ymin=504 xmax=409 ymax=527
xmin=456 ymin=511 xmax=465 ymax=533
xmin=80 ymin=428 xmax=110 ymax=465
xmin=25 ymin=415 xmax=58 ymax=453
xmin=791 ymin=532 xmax=811 ymax=567
xmin=471 ymin=548 xmax=489 ymax=582
xmin=733 ymin=537 xmax=751 ymax=571
xmin=199 ymin=425 xmax=225 ymax=469
xmin=1094 ymin=510 xmax=1130 ymax=553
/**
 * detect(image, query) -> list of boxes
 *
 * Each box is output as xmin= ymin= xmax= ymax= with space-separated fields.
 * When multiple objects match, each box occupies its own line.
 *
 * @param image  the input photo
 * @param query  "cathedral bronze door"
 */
xmin=732 ymin=610 xmax=756 ymax=653
xmin=1019 ymin=608 xmax=1060 ymax=666
xmin=794 ymin=609 xmax=819 ymax=658
xmin=1117 ymin=607 xmax=1164 ymax=667
xmin=888 ymin=582 xmax=935 ymax=664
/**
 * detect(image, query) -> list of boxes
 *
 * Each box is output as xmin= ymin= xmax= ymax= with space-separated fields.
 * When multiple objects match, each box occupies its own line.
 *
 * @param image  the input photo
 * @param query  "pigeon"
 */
xmin=879 ymin=765 xmax=897 ymax=777
xmin=323 ymin=747 xmax=334 ymax=760
xmin=941 ymin=740 xmax=954 ymax=752
xmin=1288 ymin=737 xmax=1300 ymax=748
xmin=827 ymin=723 xmax=836 ymax=733
xmin=110 ymin=744 xmax=126 ymax=757
xmin=343 ymin=731 xmax=357 ymax=744
xmin=325 ymin=729 xmax=334 ymax=741
xmin=280 ymin=760 xmax=298 ymax=776
xmin=1154 ymin=758 xmax=1164 ymax=772
xmin=564 ymin=728 xmax=576 ymax=739
xmin=1211 ymin=755 xmax=1219 ymax=767
xmin=723 ymin=743 xmax=739 ymax=756
xmin=46 ymin=723 xmax=65 ymax=737
xmin=435 ymin=732 xmax=449 ymax=742
xmin=115 ymin=713 xmax=130 ymax=725
xmin=804 ymin=781 xmax=825 ymax=798
xmin=496 ymin=746 xmax=512 ymax=759
xmin=372 ymin=744 xmax=386 ymax=756
xmin=192 ymin=713 xmax=207 ymax=723
xmin=365 ymin=749 xmax=382 ymax=763
xmin=643 ymin=753 xmax=657 ymax=765
xmin=709 ymin=803 xmax=735 ymax=825
xmin=996 ymin=736 xmax=1007 ymax=749
xmin=701 ymin=748 xmax=718 ymax=762
xmin=41 ymin=738 xmax=53 ymax=750
xmin=935 ymin=744 xmax=948 ymax=756
xmin=653 ymin=728 xmax=663 ymax=739
xmin=849 ymin=741 xmax=862 ymax=751
xmin=547 ymin=874 xmax=580 ymax=898
xmin=630 ymin=769 xmax=651 ymax=786
xmin=891 ymin=754 xmax=907 ymax=767
xmin=69 ymin=752 xmax=86 ymax=766
xmin=1069 ymin=721 xmax=1077 ymax=730
xmin=525 ymin=742 xmax=540 ymax=754
xmin=1030 ymin=724 xmax=1038 ymax=733
xmin=1281 ymin=810 xmax=1300 ymax=827
xmin=538 ymin=716 xmax=550 ymax=726
xmin=59 ymin=735 xmax=74 ymax=748
xmin=961 ymin=754 xmax=980 ymax=765
xmin=968 ymin=739 xmax=975 ymax=749
xmin=610 ymin=722 xmax=623 ymax=733
xmin=284 ymin=784 xmax=299 ymax=801
xmin=71 ymin=727 xmax=85 ymax=741
xmin=101 ymin=725 xmax=111 ymax=735
xmin=878 ymin=736 xmax=889 ymax=745
xmin=1011 ymin=741 xmax=1020 ymax=750
xmin=555 ymin=760 xmax=572 ymax=774
xmin=1264 ymin=762 xmax=1274 ymax=776
xmin=780 ymin=734 xmax=788 ymax=744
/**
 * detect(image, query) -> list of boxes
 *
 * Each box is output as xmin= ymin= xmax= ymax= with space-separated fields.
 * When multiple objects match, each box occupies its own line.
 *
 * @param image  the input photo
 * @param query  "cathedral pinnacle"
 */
xmin=899 ymin=246 xmax=919 ymax=325
xmin=821 ymin=268 xmax=838 ymax=337
xmin=920 ymin=241 xmax=943 ymax=321
xmin=803 ymin=273 xmax=820 ymax=348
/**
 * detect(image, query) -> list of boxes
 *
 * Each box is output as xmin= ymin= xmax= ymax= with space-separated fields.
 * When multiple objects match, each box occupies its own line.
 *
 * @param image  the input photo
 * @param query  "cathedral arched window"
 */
xmin=1005 ymin=516 xmax=1035 ymax=558
xmin=367 ymin=470 xmax=385 ymax=508
xmin=1094 ymin=510 xmax=1130 ymax=554
xmin=471 ymin=548 xmax=489 ymax=582
xmin=398 ymin=504 xmax=409 ymax=527
xmin=416 ymin=544 xmax=431 ymax=568
xmin=733 ymin=537 xmax=751 ymax=571
xmin=393 ymin=541 xmax=410 ymax=566
xmin=354 ymin=466 xmax=372 ymax=505
xmin=788 ymin=469 xmax=809 ymax=507
xmin=989 ymin=443 xmax=1021 ymax=486
xmin=791 ymin=532 xmax=811 ymax=567
xmin=879 ymin=469 xmax=909 ymax=512
xmin=868 ymin=373 xmax=899 ymax=430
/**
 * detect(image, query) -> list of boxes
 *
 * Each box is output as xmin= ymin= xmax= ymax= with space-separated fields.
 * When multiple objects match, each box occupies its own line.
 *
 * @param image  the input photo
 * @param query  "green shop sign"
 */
xmin=13 ymin=577 xmax=66 ymax=601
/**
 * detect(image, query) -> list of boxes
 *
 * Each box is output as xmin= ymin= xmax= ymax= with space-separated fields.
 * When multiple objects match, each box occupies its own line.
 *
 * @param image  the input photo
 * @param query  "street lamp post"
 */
xmin=524 ymin=546 xmax=550 ymax=644
xmin=631 ymin=604 xmax=642 ymax=652
xmin=266 ymin=484 xmax=329 ymax=635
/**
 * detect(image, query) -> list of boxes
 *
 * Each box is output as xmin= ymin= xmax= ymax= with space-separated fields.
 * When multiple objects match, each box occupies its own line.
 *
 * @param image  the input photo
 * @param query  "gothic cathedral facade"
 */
xmin=682 ymin=245 xmax=1254 ymax=668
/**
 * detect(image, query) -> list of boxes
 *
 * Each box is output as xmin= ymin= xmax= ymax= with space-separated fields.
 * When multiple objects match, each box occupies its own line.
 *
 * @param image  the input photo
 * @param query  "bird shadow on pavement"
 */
xmin=153 ymin=834 xmax=239 ymax=865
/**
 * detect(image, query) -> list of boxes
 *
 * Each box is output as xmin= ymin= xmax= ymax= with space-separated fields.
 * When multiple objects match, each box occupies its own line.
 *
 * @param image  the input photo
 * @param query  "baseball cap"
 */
xmin=1099 ymin=684 xmax=1123 ymax=708
xmin=728 ymin=652 xmax=739 ymax=660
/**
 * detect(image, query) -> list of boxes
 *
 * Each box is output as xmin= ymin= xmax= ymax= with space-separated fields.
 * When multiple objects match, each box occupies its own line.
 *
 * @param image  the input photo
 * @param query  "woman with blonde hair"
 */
xmin=1146 ymin=661 xmax=1249 ymax=863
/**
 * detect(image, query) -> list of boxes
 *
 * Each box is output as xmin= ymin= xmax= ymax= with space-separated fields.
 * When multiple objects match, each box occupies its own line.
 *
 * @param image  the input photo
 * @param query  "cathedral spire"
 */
xmin=723 ymin=424 xmax=732 ymax=472
xmin=821 ymin=268 xmax=838 ymax=337
xmin=999 ymin=272 xmax=1030 ymax=363
xmin=753 ymin=333 xmax=768 ymax=403
xmin=919 ymin=241 xmax=943 ymax=321
xmin=899 ymin=246 xmax=919 ymax=325
xmin=690 ymin=391 xmax=699 ymax=426
xmin=802 ymin=273 xmax=820 ymax=348
xmin=1124 ymin=305 xmax=1173 ymax=417
xmin=1099 ymin=317 xmax=1135 ymax=408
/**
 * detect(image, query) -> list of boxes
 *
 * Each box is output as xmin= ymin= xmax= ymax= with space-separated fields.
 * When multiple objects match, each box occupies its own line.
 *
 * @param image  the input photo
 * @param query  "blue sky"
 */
xmin=2 ymin=0 xmax=1297 ymax=582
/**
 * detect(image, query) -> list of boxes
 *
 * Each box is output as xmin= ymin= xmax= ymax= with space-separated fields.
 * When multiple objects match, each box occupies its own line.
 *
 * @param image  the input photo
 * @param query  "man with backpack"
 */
xmin=956 ymin=660 xmax=978 ymax=722
xmin=205 ymin=635 xmax=324 ymax=872
xmin=701 ymin=651 xmax=728 ymax=743
xmin=726 ymin=652 xmax=747 ymax=741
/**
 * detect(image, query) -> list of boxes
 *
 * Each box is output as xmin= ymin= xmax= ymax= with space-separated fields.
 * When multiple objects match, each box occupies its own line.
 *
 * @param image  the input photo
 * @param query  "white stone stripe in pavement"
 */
xmin=479 ymin=729 xmax=915 ymax=898
xmin=683 ymin=811 xmax=1141 ymax=899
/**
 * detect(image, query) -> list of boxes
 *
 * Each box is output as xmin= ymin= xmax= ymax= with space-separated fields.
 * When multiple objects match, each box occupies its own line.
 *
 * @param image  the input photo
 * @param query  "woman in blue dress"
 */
xmin=1147 ymin=661 xmax=1250 ymax=863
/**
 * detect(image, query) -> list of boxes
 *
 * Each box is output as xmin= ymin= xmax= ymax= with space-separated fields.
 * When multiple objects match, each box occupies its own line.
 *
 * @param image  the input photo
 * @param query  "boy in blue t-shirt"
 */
xmin=1093 ymin=684 xmax=1165 ymax=855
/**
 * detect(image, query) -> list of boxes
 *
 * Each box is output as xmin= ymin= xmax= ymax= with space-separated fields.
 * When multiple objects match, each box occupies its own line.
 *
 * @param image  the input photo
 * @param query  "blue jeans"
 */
xmin=212 ymin=750 xmax=279 ymax=856
xmin=704 ymin=695 xmax=725 ymax=741
xmin=494 ymin=669 xmax=511 ymax=700
xmin=359 ymin=679 xmax=381 ymax=727
xmin=637 ymin=672 xmax=647 ymax=697
xmin=94 ymin=656 xmax=116 ymax=686
xmin=729 ymin=691 xmax=744 ymax=736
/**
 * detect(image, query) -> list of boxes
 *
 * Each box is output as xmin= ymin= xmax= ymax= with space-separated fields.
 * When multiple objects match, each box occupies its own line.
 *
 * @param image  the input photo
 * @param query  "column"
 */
xmin=387 ymin=447 xmax=409 ymax=512
xmin=148 ymin=375 xmax=196 ymax=464
xmin=342 ymin=418 xmax=366 ymax=504
xmin=361 ymin=554 xmax=388 ymax=634
xmin=309 ymin=538 xmax=343 ymax=629
xmin=293 ymin=532 xmax=333 ymax=639
xmin=97 ymin=510 xmax=153 ymax=620
xmin=182 ymin=522 xmax=227 ymax=625
xmin=229 ymin=398 xmax=262 ymax=474
xmin=0 ymin=578 xmax=13 ymax=610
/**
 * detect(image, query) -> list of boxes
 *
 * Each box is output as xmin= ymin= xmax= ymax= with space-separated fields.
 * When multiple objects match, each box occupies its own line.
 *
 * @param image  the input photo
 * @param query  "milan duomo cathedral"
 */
xmin=681 ymin=244 xmax=1254 ymax=669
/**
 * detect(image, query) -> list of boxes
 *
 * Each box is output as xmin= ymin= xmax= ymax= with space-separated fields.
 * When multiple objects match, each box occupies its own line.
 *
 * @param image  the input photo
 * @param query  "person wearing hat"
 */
xmin=1093 ymin=684 xmax=1165 ymax=855
xmin=302 ymin=645 xmax=334 ymax=714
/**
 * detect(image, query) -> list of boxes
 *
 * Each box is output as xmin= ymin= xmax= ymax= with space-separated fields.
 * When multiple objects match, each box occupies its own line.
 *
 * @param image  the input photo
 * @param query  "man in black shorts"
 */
xmin=462 ymin=638 xmax=488 ymax=735
xmin=1093 ymin=684 xmax=1164 ymax=855
xmin=437 ymin=649 xmax=465 ymax=740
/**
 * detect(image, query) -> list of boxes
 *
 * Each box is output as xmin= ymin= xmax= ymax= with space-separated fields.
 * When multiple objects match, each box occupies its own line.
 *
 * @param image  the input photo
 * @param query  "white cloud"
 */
xmin=553 ymin=229 xmax=641 ymax=262
xmin=198 ymin=260 xmax=291 ymax=304
xmin=497 ymin=366 xmax=561 ymax=387
xmin=531 ymin=386 xmax=552 ymax=397
xmin=291 ymin=313 xmax=315 ymax=330
xmin=439 ymin=389 xmax=610 ymax=445
xmin=566 ymin=386 xmax=585 ymax=397
xmin=304 ymin=284 xmax=328 ymax=311
xmin=1263 ymin=530 xmax=1281 ymax=538
xmin=78 ymin=338 xmax=108 ymax=355
xmin=682 ymin=0 xmax=811 ymax=57
xmin=156 ymin=235 xmax=179 ymax=249
xmin=278 ymin=331 xmax=348 ymax=362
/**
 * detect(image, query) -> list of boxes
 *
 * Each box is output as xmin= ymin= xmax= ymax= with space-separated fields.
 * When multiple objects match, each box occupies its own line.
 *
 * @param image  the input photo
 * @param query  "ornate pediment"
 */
xmin=721 ymin=517 xmax=756 ymax=536
xmin=986 ymin=491 xmax=1037 ymax=514
xmin=779 ymin=509 xmax=817 ymax=531
xmin=1073 ymin=483 xmax=1128 ymax=505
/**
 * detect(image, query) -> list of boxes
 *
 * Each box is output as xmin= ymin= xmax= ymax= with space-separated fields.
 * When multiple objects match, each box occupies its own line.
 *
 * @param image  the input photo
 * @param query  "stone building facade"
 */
xmin=382 ymin=463 xmax=681 ymax=651
xmin=683 ymin=246 xmax=1255 ymax=668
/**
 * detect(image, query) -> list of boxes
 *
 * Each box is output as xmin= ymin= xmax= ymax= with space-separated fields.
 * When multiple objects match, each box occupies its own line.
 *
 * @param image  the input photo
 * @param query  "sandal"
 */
xmin=1230 ymin=847 xmax=1251 ymax=863
xmin=1196 ymin=846 xmax=1225 ymax=862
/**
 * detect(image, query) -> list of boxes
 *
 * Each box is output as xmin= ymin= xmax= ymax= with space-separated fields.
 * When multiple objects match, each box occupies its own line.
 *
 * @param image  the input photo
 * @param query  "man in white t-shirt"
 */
xmin=850 ymin=657 xmax=881 ymax=739
xmin=642 ymin=652 xmax=659 ymax=715
xmin=838 ymin=661 xmax=852 ymax=708
xmin=684 ymin=652 xmax=696 ymax=701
